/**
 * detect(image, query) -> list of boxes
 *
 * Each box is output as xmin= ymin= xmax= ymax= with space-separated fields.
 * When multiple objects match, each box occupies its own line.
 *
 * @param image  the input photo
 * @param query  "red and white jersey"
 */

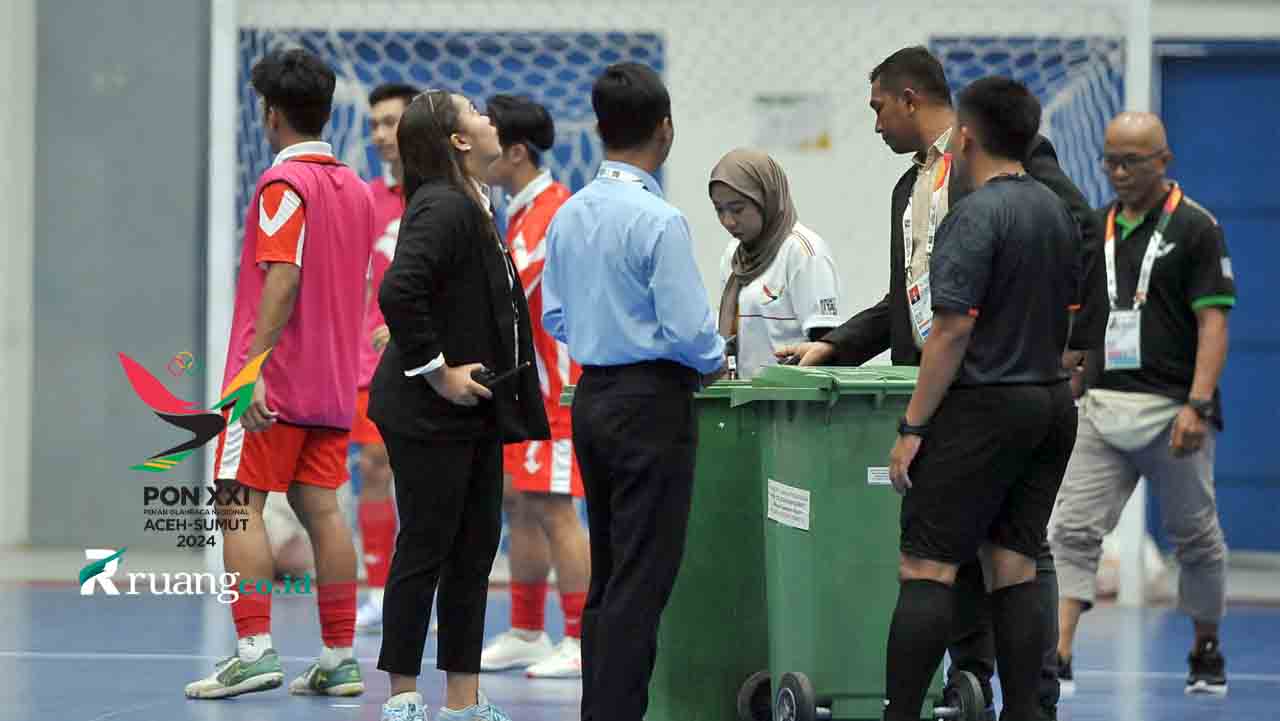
xmin=506 ymin=171 xmax=577 ymax=436
xmin=358 ymin=175 xmax=405 ymax=389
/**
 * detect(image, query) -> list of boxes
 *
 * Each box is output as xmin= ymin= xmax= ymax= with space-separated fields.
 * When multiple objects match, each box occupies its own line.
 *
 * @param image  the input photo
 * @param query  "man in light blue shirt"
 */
xmin=542 ymin=63 xmax=723 ymax=721
xmin=542 ymin=144 xmax=723 ymax=373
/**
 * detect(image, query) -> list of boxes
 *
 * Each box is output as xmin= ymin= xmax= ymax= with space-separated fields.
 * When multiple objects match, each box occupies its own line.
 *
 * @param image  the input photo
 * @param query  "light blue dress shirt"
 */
xmin=542 ymin=161 xmax=725 ymax=375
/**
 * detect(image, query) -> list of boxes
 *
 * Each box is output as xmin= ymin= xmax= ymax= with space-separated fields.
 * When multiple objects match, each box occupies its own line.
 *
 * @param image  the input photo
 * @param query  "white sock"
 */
xmin=386 ymin=691 xmax=423 ymax=707
xmin=318 ymin=645 xmax=353 ymax=671
xmin=370 ymin=587 xmax=385 ymax=606
xmin=512 ymin=628 xmax=542 ymax=642
xmin=237 ymin=633 xmax=271 ymax=663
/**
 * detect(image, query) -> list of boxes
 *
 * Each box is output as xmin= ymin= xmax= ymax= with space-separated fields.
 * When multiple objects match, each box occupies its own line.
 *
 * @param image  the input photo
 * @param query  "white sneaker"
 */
xmin=357 ymin=597 xmax=384 ymax=633
xmin=525 ymin=637 xmax=582 ymax=679
xmin=479 ymin=629 xmax=554 ymax=671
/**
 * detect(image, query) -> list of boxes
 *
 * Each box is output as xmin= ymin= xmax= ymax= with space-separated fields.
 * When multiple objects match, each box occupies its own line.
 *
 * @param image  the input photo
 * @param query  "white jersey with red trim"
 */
xmin=718 ymin=222 xmax=842 ymax=379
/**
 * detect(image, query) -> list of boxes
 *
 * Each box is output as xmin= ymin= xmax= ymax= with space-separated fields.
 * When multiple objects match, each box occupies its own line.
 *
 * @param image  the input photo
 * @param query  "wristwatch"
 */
xmin=1187 ymin=398 xmax=1215 ymax=421
xmin=898 ymin=416 xmax=929 ymax=438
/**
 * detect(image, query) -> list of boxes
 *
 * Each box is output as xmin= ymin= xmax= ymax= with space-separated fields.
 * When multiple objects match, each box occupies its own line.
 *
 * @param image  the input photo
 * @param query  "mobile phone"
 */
xmin=472 ymin=361 xmax=532 ymax=389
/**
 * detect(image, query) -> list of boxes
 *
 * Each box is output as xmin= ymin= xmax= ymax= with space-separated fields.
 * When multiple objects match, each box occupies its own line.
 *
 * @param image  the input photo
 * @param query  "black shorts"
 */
xmin=900 ymin=381 xmax=1077 ymax=564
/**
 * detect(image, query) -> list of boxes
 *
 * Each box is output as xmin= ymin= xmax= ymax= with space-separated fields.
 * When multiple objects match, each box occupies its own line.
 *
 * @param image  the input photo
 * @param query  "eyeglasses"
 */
xmin=1100 ymin=149 xmax=1167 ymax=171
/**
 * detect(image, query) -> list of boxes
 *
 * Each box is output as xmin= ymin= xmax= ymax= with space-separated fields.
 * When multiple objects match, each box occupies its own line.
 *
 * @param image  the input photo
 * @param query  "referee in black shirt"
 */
xmin=882 ymin=77 xmax=1080 ymax=721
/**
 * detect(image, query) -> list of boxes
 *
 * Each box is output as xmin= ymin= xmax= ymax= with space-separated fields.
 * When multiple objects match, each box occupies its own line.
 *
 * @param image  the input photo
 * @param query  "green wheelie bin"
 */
xmin=732 ymin=365 xmax=953 ymax=721
xmin=561 ymin=379 xmax=771 ymax=721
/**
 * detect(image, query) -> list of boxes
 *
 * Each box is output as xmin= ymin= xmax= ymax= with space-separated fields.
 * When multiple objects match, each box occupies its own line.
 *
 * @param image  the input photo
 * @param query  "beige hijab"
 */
xmin=711 ymin=148 xmax=798 ymax=338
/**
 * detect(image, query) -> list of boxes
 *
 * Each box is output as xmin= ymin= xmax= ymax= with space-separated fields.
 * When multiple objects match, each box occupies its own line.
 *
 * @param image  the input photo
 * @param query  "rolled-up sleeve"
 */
xmin=650 ymin=214 xmax=725 ymax=374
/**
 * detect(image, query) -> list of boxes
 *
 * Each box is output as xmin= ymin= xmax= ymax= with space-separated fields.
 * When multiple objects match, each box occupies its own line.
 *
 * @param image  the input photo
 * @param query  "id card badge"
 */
xmin=908 ymin=272 xmax=933 ymax=343
xmin=1105 ymin=309 xmax=1142 ymax=370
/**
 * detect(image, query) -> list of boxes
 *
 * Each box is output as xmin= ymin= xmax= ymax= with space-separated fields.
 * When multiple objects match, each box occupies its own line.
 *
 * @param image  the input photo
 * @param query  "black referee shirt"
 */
xmin=930 ymin=174 xmax=1081 ymax=386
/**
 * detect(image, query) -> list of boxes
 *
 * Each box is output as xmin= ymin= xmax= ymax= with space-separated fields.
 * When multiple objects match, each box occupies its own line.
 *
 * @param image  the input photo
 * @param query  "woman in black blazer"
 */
xmin=369 ymin=89 xmax=549 ymax=721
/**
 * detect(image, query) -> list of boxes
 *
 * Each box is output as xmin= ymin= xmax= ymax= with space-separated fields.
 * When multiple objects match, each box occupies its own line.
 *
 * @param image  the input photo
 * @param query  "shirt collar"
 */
xmin=506 ymin=169 xmax=554 ymax=218
xmin=382 ymin=162 xmax=401 ymax=189
xmin=912 ymin=127 xmax=953 ymax=169
xmin=599 ymin=160 xmax=663 ymax=198
xmin=272 ymin=140 xmax=334 ymax=167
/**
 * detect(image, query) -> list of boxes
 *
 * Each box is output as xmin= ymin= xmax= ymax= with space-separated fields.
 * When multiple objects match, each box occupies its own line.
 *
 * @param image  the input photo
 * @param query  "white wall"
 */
xmin=0 ymin=0 xmax=35 ymax=546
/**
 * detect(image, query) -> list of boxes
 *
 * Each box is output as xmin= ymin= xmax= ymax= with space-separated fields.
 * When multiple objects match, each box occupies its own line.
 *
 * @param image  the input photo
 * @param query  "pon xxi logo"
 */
xmin=117 ymin=350 xmax=269 ymax=473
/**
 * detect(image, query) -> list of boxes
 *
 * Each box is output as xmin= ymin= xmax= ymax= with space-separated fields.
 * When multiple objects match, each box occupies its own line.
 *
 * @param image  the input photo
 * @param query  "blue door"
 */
xmin=1156 ymin=43 xmax=1280 ymax=551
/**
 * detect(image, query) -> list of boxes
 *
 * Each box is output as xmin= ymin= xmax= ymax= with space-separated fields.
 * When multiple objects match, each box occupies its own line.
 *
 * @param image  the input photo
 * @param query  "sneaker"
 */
xmin=383 ymin=692 xmax=428 ymax=721
xmin=435 ymin=692 xmax=511 ymax=721
xmin=1186 ymin=639 xmax=1228 ymax=696
xmin=479 ymin=629 xmax=554 ymax=671
xmin=289 ymin=658 xmax=365 ymax=697
xmin=1056 ymin=653 xmax=1075 ymax=698
xmin=526 ymin=637 xmax=583 ymax=679
xmin=358 ymin=597 xmax=384 ymax=633
xmin=184 ymin=650 xmax=284 ymax=699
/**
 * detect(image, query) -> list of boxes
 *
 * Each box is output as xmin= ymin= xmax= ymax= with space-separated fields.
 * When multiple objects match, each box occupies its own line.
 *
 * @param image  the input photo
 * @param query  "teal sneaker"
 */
xmin=185 ymin=650 xmax=284 ymax=699
xmin=288 ymin=658 xmax=365 ymax=697
xmin=435 ymin=692 xmax=511 ymax=721
xmin=382 ymin=693 xmax=428 ymax=721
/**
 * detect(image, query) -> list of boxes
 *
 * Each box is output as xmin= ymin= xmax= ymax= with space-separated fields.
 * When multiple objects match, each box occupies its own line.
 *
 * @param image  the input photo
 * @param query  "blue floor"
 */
xmin=0 ymin=584 xmax=1275 ymax=721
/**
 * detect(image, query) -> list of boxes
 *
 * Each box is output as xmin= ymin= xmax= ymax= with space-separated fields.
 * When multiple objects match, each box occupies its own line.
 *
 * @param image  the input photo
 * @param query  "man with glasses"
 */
xmin=1049 ymin=111 xmax=1236 ymax=698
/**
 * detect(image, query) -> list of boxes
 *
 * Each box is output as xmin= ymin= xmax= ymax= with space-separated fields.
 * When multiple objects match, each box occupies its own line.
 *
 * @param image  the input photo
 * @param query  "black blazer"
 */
xmin=823 ymin=135 xmax=1106 ymax=366
xmin=368 ymin=180 xmax=550 ymax=444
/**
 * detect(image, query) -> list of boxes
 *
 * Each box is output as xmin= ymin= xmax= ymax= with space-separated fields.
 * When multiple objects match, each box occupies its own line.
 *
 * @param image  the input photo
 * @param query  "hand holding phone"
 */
xmin=471 ymin=361 xmax=532 ymax=390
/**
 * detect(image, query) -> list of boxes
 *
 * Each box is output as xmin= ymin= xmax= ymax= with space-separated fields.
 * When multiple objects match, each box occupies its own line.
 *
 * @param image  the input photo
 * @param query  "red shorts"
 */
xmin=503 ymin=438 xmax=584 ymax=497
xmin=213 ymin=414 xmax=349 ymax=493
xmin=351 ymin=388 xmax=383 ymax=446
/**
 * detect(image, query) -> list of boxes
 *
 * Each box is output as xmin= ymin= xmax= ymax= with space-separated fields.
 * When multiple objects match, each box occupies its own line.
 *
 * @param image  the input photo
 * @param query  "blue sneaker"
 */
xmin=382 ymin=692 xmax=427 ymax=721
xmin=435 ymin=692 xmax=511 ymax=721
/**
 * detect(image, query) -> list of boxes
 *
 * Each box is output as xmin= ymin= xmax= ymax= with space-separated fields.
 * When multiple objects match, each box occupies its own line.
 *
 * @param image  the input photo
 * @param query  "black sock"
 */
xmin=991 ymin=581 xmax=1045 ymax=721
xmin=885 ymin=579 xmax=955 ymax=721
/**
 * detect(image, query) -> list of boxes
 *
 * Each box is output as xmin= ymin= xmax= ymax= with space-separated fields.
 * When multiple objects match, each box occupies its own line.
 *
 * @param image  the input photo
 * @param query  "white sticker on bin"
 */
xmin=767 ymin=478 xmax=810 ymax=532
xmin=867 ymin=467 xmax=891 ymax=486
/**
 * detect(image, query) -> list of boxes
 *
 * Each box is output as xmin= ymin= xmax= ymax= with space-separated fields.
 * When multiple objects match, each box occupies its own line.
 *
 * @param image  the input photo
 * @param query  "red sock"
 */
xmin=232 ymin=587 xmax=272 ymax=638
xmin=318 ymin=581 xmax=357 ymax=648
xmin=358 ymin=498 xmax=396 ymax=588
xmin=511 ymin=581 xmax=548 ymax=632
xmin=560 ymin=591 xmax=586 ymax=639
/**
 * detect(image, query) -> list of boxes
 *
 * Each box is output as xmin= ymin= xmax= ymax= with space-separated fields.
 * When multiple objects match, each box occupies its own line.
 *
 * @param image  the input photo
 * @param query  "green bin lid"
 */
xmin=750 ymin=364 xmax=918 ymax=394
xmin=560 ymin=377 xmax=753 ymax=406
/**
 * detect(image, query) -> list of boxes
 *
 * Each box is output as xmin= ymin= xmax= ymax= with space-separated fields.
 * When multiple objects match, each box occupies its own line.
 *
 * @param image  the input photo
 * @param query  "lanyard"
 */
xmin=903 ymin=153 xmax=951 ymax=276
xmin=1104 ymin=183 xmax=1182 ymax=310
xmin=598 ymin=165 xmax=647 ymax=187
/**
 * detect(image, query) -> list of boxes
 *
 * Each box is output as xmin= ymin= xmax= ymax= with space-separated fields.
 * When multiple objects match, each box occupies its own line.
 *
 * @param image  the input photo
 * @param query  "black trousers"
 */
xmin=948 ymin=544 xmax=1061 ymax=716
xmin=572 ymin=361 xmax=700 ymax=721
xmin=376 ymin=430 xmax=503 ymax=676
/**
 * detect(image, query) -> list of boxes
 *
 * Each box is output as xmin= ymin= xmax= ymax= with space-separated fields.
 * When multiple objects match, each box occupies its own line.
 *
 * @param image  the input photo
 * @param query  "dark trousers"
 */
xmin=948 ymin=543 xmax=1061 ymax=717
xmin=572 ymin=361 xmax=700 ymax=721
xmin=376 ymin=430 xmax=503 ymax=676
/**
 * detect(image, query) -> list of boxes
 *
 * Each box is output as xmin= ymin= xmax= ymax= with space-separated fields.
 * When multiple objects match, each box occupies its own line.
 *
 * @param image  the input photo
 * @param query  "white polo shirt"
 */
xmin=718 ymin=222 xmax=842 ymax=379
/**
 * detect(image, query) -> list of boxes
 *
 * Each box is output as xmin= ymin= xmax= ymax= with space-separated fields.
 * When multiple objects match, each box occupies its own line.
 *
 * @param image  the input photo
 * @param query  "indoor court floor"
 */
xmin=0 ymin=583 xmax=1276 ymax=721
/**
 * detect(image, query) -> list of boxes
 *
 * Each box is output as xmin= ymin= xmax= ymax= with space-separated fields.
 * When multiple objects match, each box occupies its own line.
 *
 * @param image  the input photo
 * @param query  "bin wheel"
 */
xmin=933 ymin=670 xmax=985 ymax=721
xmin=737 ymin=670 xmax=772 ymax=721
xmin=774 ymin=671 xmax=817 ymax=721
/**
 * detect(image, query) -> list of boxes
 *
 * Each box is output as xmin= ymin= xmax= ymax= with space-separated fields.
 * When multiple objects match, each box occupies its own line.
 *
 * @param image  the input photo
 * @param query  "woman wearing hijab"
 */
xmin=712 ymin=148 xmax=842 ymax=379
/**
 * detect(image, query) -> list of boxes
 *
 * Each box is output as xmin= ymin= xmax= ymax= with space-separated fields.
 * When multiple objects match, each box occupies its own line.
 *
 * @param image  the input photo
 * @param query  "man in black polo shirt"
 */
xmin=880 ymin=76 xmax=1079 ymax=721
xmin=1049 ymin=112 xmax=1234 ymax=697
xmin=779 ymin=46 xmax=1103 ymax=721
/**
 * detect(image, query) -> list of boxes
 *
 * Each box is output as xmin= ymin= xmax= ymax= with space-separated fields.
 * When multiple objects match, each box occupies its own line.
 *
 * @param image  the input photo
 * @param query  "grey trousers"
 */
xmin=1048 ymin=408 xmax=1228 ymax=623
